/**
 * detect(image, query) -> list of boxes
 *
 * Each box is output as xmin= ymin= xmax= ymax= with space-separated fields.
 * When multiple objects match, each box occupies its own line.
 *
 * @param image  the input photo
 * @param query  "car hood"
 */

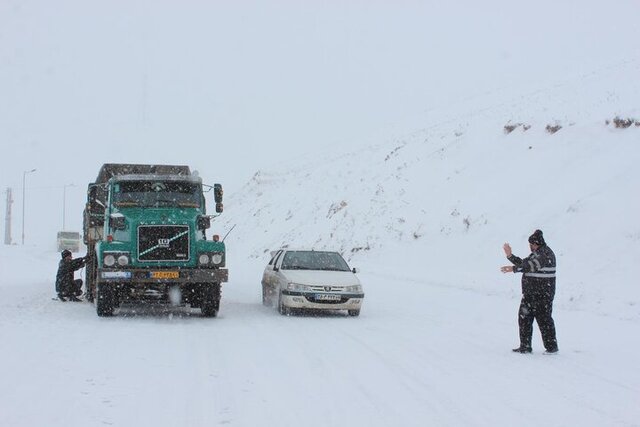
xmin=281 ymin=270 xmax=361 ymax=286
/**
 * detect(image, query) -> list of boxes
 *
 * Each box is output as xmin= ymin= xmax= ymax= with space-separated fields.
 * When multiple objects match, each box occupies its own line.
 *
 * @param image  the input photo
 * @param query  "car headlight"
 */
xmin=198 ymin=254 xmax=210 ymax=265
xmin=346 ymin=285 xmax=362 ymax=293
xmin=117 ymin=255 xmax=129 ymax=266
xmin=287 ymin=283 xmax=311 ymax=292
xmin=104 ymin=254 xmax=116 ymax=267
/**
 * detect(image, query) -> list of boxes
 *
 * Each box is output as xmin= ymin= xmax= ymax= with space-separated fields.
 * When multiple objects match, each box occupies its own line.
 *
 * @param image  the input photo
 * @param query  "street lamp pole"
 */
xmin=21 ymin=168 xmax=36 ymax=245
xmin=62 ymin=183 xmax=74 ymax=230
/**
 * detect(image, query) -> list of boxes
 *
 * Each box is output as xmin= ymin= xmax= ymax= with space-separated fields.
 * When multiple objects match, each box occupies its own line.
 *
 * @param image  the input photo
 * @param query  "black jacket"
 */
xmin=55 ymin=257 xmax=86 ymax=293
xmin=507 ymin=244 xmax=556 ymax=297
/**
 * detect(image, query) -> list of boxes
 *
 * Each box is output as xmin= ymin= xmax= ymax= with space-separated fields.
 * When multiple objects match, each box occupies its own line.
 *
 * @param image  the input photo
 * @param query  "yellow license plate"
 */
xmin=151 ymin=271 xmax=179 ymax=279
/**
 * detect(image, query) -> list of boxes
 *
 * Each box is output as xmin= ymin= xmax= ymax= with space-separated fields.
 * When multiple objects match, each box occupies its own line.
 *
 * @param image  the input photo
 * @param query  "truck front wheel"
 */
xmin=96 ymin=283 xmax=116 ymax=317
xmin=201 ymin=283 xmax=221 ymax=317
xmin=85 ymin=249 xmax=97 ymax=302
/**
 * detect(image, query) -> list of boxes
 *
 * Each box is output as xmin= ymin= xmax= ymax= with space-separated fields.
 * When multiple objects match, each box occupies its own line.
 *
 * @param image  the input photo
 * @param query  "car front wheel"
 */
xmin=262 ymin=284 xmax=272 ymax=307
xmin=278 ymin=291 xmax=290 ymax=316
xmin=348 ymin=309 xmax=360 ymax=317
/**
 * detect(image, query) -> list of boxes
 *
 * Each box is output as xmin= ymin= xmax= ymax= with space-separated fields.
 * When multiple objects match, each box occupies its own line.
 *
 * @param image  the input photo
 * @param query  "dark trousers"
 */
xmin=518 ymin=293 xmax=558 ymax=351
xmin=60 ymin=279 xmax=83 ymax=297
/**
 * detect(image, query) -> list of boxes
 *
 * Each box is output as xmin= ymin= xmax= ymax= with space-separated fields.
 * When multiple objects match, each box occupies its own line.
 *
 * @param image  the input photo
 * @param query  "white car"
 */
xmin=261 ymin=249 xmax=364 ymax=316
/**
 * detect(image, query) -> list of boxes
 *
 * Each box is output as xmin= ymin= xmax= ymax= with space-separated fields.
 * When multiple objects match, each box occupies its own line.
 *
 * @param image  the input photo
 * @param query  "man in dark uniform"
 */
xmin=501 ymin=229 xmax=559 ymax=354
xmin=56 ymin=250 xmax=87 ymax=302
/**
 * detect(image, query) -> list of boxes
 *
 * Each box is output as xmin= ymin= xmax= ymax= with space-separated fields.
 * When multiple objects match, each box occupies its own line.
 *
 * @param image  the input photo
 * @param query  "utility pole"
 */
xmin=22 ymin=168 xmax=36 ymax=245
xmin=4 ymin=188 xmax=12 ymax=245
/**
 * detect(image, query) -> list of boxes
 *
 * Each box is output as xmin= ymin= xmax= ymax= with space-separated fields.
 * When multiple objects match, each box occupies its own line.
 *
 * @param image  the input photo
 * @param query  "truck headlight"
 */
xmin=211 ymin=253 xmax=223 ymax=265
xmin=104 ymin=254 xmax=116 ymax=267
xmin=117 ymin=255 xmax=129 ymax=266
xmin=198 ymin=254 xmax=210 ymax=265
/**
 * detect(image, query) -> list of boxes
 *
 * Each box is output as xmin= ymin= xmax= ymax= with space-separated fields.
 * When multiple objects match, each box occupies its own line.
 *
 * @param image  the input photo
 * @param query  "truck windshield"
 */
xmin=113 ymin=181 xmax=201 ymax=208
xmin=281 ymin=251 xmax=351 ymax=272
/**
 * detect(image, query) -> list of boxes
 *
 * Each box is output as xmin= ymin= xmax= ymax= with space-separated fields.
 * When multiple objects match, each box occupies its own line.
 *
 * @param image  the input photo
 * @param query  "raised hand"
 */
xmin=503 ymin=243 xmax=512 ymax=257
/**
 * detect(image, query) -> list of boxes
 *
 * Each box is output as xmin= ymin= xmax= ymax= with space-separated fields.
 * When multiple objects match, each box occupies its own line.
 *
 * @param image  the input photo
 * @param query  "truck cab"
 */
xmin=83 ymin=164 xmax=228 ymax=317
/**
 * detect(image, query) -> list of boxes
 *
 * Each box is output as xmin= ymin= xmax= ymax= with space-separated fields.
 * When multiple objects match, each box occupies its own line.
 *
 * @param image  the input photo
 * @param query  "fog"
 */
xmin=1 ymin=0 xmax=639 ymax=244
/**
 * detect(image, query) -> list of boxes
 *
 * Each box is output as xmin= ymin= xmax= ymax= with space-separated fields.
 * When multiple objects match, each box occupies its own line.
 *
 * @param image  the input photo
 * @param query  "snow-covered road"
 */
xmin=1 ymin=246 xmax=637 ymax=427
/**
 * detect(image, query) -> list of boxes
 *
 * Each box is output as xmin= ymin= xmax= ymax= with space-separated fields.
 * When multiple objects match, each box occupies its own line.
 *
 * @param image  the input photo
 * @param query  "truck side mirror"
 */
xmin=214 ymin=184 xmax=224 ymax=213
xmin=197 ymin=216 xmax=211 ymax=230
xmin=86 ymin=185 xmax=105 ymax=226
xmin=214 ymin=184 xmax=223 ymax=203
xmin=88 ymin=185 xmax=97 ymax=205
xmin=109 ymin=215 xmax=126 ymax=230
xmin=87 ymin=185 xmax=102 ymax=214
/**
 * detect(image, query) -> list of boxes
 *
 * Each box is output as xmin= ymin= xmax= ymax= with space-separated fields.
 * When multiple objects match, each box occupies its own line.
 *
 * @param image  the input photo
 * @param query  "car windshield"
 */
xmin=112 ymin=181 xmax=201 ymax=208
xmin=281 ymin=251 xmax=351 ymax=272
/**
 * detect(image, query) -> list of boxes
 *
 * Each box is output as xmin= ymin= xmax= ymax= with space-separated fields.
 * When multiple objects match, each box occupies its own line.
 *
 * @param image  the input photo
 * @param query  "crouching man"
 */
xmin=56 ymin=250 xmax=87 ymax=302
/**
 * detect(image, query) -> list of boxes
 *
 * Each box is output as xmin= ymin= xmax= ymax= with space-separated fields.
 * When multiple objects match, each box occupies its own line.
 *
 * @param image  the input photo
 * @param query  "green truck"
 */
xmin=82 ymin=164 xmax=228 ymax=317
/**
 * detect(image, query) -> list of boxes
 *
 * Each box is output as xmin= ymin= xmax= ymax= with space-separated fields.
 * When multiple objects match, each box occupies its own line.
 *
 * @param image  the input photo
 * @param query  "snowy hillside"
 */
xmin=2 ymin=2 xmax=640 ymax=424
xmin=2 ymin=59 xmax=639 ymax=427
xmin=221 ymin=58 xmax=640 ymax=321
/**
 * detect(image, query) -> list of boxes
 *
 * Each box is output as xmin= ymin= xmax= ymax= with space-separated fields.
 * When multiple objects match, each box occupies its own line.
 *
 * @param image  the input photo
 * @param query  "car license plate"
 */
xmin=151 ymin=271 xmax=179 ymax=279
xmin=315 ymin=294 xmax=341 ymax=301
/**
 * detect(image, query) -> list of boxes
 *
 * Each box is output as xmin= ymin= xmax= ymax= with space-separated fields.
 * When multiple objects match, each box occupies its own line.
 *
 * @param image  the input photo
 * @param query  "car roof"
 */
xmin=270 ymin=249 xmax=341 ymax=257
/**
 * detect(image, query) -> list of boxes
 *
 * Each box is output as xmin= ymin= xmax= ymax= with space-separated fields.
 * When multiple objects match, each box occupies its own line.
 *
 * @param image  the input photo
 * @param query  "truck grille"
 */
xmin=138 ymin=225 xmax=190 ymax=262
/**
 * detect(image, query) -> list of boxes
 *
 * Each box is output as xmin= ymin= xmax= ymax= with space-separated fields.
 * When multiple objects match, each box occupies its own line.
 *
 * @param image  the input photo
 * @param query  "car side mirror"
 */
xmin=352 ymin=267 xmax=359 ymax=274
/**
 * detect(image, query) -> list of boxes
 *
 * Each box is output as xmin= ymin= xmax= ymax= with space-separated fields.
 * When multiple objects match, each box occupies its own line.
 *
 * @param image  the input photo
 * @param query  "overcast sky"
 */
xmin=1 ymin=0 xmax=639 ymax=242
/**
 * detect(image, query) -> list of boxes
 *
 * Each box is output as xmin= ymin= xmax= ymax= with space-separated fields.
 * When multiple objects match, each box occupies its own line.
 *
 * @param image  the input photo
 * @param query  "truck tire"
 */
xmin=201 ymin=283 xmax=221 ymax=317
xmin=186 ymin=285 xmax=202 ymax=308
xmin=96 ymin=283 xmax=115 ymax=317
xmin=85 ymin=248 xmax=97 ymax=302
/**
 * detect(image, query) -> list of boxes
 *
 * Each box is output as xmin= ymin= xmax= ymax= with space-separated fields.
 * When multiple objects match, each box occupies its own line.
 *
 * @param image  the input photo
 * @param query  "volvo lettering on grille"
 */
xmin=138 ymin=225 xmax=190 ymax=261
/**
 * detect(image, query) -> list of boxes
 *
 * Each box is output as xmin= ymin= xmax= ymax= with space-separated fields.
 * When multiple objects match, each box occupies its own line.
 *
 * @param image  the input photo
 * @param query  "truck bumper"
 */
xmin=97 ymin=268 xmax=228 ymax=284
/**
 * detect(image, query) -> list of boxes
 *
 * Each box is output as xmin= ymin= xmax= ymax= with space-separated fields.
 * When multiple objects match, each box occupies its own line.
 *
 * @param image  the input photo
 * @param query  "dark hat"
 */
xmin=61 ymin=250 xmax=72 ymax=259
xmin=528 ymin=229 xmax=545 ymax=246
